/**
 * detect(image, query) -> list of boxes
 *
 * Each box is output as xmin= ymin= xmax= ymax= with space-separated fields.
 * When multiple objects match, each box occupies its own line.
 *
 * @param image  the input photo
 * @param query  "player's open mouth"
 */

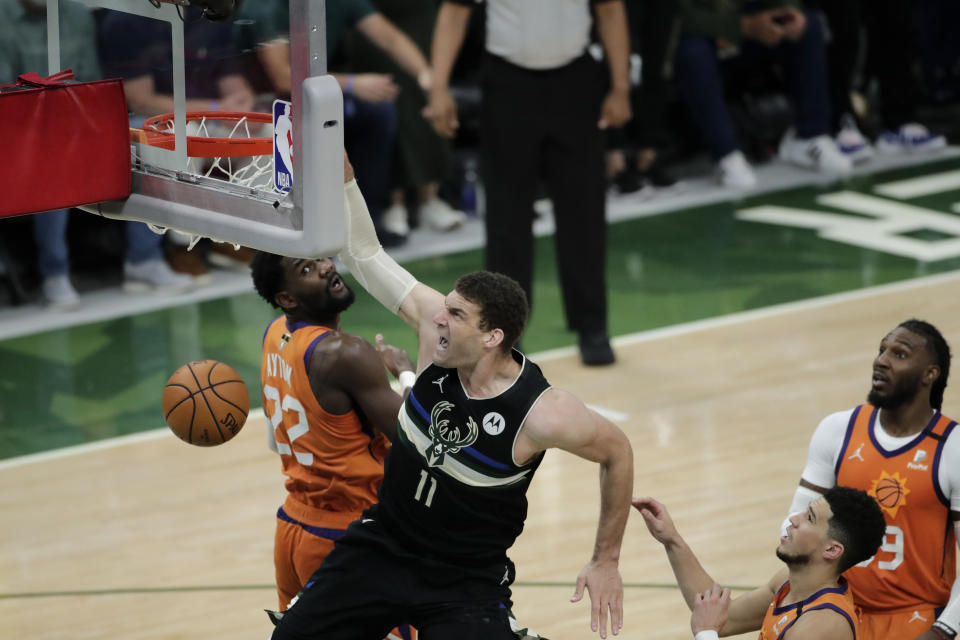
xmin=438 ymin=336 xmax=449 ymax=352
xmin=872 ymin=371 xmax=888 ymax=388
xmin=329 ymin=274 xmax=344 ymax=292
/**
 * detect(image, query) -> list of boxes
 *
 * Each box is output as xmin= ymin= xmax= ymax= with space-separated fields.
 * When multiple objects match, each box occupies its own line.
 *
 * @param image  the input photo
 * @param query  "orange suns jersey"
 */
xmin=835 ymin=404 xmax=957 ymax=612
xmin=260 ymin=316 xmax=389 ymax=522
xmin=759 ymin=579 xmax=858 ymax=640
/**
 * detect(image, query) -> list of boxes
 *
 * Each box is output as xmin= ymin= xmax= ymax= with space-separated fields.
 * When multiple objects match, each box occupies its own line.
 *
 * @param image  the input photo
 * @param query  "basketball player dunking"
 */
xmin=268 ymin=158 xmax=634 ymax=639
xmin=787 ymin=320 xmax=960 ymax=640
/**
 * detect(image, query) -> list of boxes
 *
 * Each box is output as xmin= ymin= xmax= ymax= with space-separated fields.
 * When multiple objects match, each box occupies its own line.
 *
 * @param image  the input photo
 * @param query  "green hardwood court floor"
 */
xmin=3 ymin=156 xmax=960 ymax=458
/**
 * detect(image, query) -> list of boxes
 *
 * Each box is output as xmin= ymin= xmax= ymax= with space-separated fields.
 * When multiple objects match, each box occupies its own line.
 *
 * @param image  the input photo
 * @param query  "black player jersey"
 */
xmin=375 ymin=350 xmax=552 ymax=564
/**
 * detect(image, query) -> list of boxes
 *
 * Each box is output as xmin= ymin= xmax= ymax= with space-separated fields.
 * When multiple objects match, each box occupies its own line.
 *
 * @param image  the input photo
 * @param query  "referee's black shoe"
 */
xmin=578 ymin=329 xmax=615 ymax=366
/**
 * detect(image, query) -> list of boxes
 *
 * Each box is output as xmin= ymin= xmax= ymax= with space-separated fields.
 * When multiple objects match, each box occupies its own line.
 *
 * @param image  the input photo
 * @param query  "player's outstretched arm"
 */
xmin=521 ymin=389 xmax=633 ymax=638
xmin=631 ymin=496 xmax=718 ymax=610
xmin=338 ymin=154 xmax=445 ymax=369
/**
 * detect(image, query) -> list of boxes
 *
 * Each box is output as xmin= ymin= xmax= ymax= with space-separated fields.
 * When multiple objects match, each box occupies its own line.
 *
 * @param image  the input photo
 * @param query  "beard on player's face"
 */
xmin=776 ymin=548 xmax=812 ymax=567
xmin=868 ymin=369 xmax=923 ymax=410
xmin=301 ymin=283 xmax=354 ymax=317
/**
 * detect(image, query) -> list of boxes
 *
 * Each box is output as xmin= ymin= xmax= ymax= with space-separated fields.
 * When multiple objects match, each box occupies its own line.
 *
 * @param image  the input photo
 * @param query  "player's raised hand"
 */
xmin=571 ymin=559 xmax=623 ymax=638
xmin=375 ymin=333 xmax=414 ymax=379
xmin=632 ymin=497 xmax=680 ymax=546
xmin=690 ymin=584 xmax=730 ymax=635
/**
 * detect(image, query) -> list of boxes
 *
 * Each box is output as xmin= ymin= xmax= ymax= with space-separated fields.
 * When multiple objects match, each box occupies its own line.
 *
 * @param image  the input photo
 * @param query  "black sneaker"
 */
xmin=638 ymin=159 xmax=676 ymax=188
xmin=611 ymin=168 xmax=644 ymax=194
xmin=578 ymin=329 xmax=615 ymax=366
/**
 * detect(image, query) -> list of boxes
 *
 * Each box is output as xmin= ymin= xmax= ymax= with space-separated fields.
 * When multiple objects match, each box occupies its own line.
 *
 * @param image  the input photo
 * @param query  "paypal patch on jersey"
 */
xmin=273 ymin=99 xmax=293 ymax=194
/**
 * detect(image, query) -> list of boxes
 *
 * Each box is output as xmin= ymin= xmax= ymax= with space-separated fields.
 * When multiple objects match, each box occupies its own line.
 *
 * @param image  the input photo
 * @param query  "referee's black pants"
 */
xmin=480 ymin=52 xmax=608 ymax=334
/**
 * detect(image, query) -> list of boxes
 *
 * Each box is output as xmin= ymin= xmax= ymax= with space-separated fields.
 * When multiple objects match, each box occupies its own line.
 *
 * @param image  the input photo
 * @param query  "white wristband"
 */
xmin=398 ymin=370 xmax=416 ymax=392
xmin=694 ymin=631 xmax=719 ymax=640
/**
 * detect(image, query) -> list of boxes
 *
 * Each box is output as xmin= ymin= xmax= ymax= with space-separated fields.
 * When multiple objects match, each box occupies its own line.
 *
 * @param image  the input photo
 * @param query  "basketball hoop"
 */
xmin=131 ymin=110 xmax=274 ymax=190
xmin=130 ymin=110 xmax=276 ymax=247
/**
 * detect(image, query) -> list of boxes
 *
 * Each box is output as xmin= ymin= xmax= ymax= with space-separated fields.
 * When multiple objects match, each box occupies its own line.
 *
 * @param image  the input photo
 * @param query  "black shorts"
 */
xmin=271 ymin=512 xmax=516 ymax=640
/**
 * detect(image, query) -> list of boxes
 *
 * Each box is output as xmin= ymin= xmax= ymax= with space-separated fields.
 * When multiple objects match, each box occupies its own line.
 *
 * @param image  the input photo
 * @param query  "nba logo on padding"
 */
xmin=273 ymin=99 xmax=294 ymax=193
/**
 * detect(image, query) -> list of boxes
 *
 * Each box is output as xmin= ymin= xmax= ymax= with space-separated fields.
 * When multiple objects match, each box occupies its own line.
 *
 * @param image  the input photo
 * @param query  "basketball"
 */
xmin=162 ymin=360 xmax=250 ymax=446
xmin=874 ymin=477 xmax=903 ymax=509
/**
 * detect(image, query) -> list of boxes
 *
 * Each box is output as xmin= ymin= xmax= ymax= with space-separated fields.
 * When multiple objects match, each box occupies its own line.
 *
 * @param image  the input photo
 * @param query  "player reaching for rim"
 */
xmin=268 ymin=158 xmax=634 ymax=639
xmin=787 ymin=319 xmax=960 ymax=640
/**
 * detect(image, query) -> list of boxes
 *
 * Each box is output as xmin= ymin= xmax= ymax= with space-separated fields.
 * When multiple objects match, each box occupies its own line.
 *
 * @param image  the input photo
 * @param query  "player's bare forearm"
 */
xmin=592 ymin=434 xmax=633 ymax=563
xmin=663 ymin=537 xmax=720 ymax=611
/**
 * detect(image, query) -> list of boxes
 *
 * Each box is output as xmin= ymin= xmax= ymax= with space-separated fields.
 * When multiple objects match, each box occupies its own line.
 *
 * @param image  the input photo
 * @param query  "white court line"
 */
xmin=0 ymin=409 xmax=265 ymax=470
xmin=874 ymin=168 xmax=960 ymax=199
xmin=532 ymin=268 xmax=960 ymax=364
xmin=6 ymin=269 xmax=960 ymax=469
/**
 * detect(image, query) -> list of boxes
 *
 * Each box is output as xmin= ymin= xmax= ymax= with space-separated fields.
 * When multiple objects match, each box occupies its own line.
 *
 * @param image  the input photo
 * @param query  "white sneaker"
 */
xmin=42 ymin=274 xmax=80 ymax=310
xmin=381 ymin=203 xmax=410 ymax=237
xmin=779 ymin=129 xmax=852 ymax=177
xmin=420 ymin=198 xmax=467 ymax=232
xmin=836 ymin=114 xmax=874 ymax=163
xmin=876 ymin=123 xmax=947 ymax=155
xmin=123 ymin=258 xmax=195 ymax=293
xmin=716 ymin=150 xmax=757 ymax=189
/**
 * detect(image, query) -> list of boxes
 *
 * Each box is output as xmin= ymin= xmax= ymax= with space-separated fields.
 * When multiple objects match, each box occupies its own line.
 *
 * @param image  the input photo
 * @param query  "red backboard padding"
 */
xmin=0 ymin=71 xmax=131 ymax=218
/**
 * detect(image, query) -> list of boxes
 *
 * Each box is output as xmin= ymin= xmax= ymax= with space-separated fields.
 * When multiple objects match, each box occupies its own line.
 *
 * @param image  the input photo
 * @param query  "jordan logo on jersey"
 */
xmin=433 ymin=374 xmax=448 ymax=394
xmin=425 ymin=400 xmax=479 ymax=467
xmin=869 ymin=470 xmax=910 ymax=518
xmin=848 ymin=442 xmax=865 ymax=461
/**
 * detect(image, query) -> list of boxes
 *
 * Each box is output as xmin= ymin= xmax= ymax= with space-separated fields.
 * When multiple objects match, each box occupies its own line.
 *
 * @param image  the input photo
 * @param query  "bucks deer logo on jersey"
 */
xmin=425 ymin=400 xmax=478 ymax=467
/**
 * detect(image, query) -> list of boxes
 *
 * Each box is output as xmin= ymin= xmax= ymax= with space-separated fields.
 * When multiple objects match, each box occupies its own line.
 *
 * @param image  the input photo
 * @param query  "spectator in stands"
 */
xmin=806 ymin=0 xmax=946 ymax=163
xmin=348 ymin=0 xmax=467 ymax=242
xmin=426 ymin=0 xmax=631 ymax=366
xmin=0 ymin=0 xmax=192 ymax=310
xmin=607 ymin=0 xmax=680 ymax=196
xmin=233 ymin=0 xmax=434 ymax=247
xmin=97 ymin=4 xmax=257 ymax=281
xmin=674 ymin=0 xmax=851 ymax=189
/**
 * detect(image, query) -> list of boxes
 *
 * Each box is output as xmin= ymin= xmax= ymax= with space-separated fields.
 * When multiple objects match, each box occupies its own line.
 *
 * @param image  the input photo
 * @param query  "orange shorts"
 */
xmin=274 ymin=507 xmax=417 ymax=640
xmin=858 ymin=606 xmax=938 ymax=640
xmin=274 ymin=512 xmax=338 ymax=609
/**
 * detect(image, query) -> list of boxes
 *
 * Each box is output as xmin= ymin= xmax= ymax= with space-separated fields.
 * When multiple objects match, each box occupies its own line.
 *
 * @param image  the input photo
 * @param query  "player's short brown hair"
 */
xmin=455 ymin=271 xmax=528 ymax=353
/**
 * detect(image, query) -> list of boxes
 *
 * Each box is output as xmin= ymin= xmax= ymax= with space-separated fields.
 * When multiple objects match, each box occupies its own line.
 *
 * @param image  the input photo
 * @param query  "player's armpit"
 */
xmin=719 ymin=570 xmax=785 ymax=636
xmin=782 ymin=608 xmax=854 ymax=640
xmin=520 ymin=389 xmax=627 ymax=462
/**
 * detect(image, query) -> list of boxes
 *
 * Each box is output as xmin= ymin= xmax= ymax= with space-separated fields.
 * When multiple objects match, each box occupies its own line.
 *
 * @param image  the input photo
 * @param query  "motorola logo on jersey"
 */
xmin=483 ymin=412 xmax=506 ymax=436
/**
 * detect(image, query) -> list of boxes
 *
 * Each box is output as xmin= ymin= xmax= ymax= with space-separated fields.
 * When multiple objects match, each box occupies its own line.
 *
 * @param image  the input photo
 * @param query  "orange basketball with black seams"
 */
xmin=162 ymin=360 xmax=249 ymax=446
xmin=873 ymin=476 xmax=904 ymax=509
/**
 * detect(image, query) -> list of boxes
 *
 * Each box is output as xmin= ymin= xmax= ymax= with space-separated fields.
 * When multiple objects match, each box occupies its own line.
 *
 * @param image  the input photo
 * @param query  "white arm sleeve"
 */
xmin=936 ymin=433 xmax=960 ymax=633
xmin=338 ymin=179 xmax=418 ymax=315
xmin=781 ymin=411 xmax=851 ymax=534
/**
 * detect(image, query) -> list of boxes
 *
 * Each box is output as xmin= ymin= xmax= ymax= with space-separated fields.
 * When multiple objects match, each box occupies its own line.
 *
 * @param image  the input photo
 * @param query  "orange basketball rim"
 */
xmin=131 ymin=111 xmax=273 ymax=158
